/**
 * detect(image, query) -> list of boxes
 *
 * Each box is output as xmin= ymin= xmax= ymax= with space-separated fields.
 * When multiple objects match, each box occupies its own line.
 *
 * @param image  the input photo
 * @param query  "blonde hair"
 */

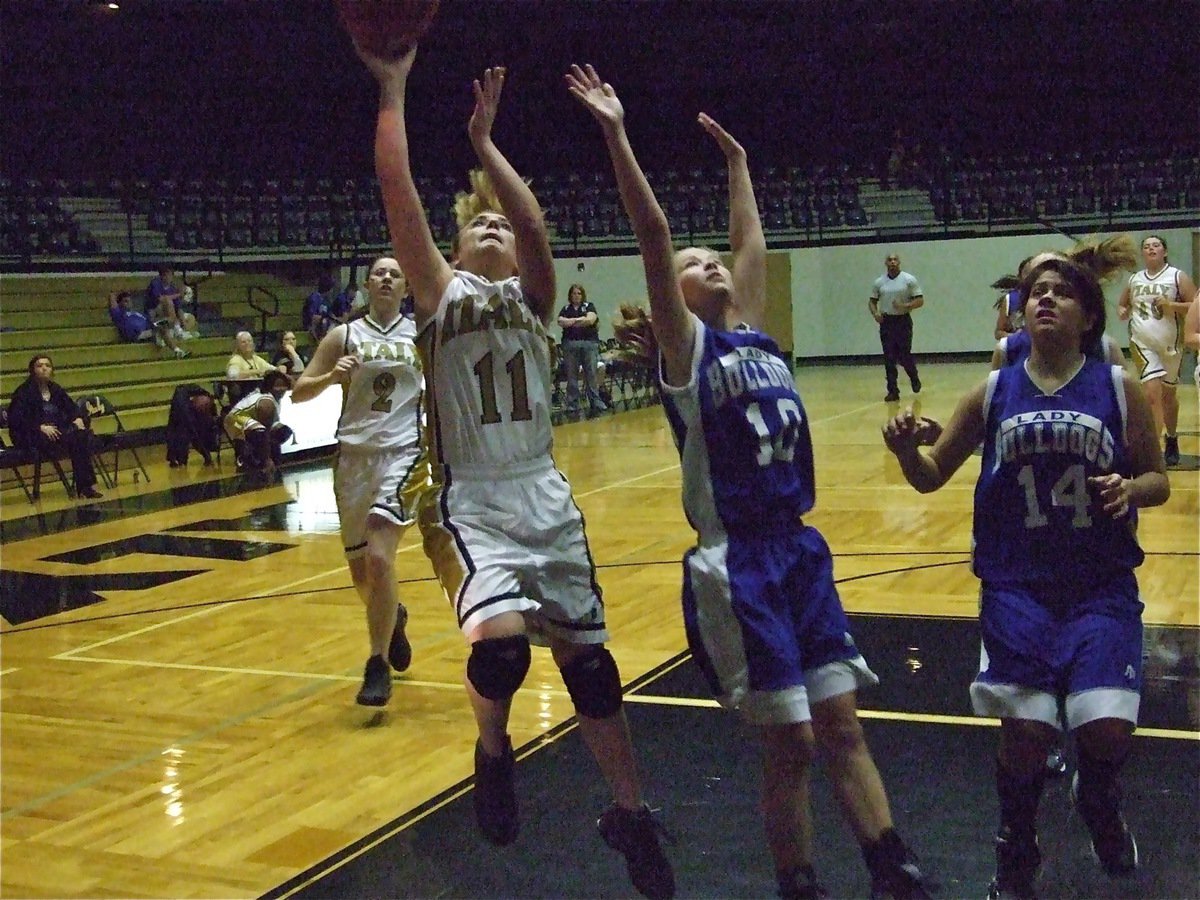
xmin=990 ymin=234 xmax=1137 ymax=298
xmin=1066 ymin=234 xmax=1138 ymax=284
xmin=453 ymin=169 xmax=504 ymax=229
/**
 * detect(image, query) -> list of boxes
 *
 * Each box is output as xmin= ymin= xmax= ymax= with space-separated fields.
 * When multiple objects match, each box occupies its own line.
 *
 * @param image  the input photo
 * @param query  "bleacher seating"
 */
xmin=926 ymin=147 xmax=1200 ymax=227
xmin=0 ymin=274 xmax=312 ymax=438
xmin=1 ymin=148 xmax=1195 ymax=266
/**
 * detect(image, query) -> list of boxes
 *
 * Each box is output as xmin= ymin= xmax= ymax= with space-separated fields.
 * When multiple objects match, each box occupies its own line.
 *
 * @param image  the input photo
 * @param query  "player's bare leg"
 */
xmin=347 ymin=516 xmax=402 ymax=705
xmin=812 ymin=690 xmax=929 ymax=898
xmin=760 ymin=721 xmax=821 ymax=898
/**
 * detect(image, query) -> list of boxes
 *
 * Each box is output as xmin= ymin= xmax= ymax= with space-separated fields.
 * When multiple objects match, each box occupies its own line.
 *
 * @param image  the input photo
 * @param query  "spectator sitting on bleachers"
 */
xmin=7 ymin=354 xmax=103 ymax=499
xmin=332 ymin=278 xmax=359 ymax=322
xmin=145 ymin=263 xmax=199 ymax=342
xmin=303 ymin=272 xmax=337 ymax=341
xmin=226 ymin=331 xmax=277 ymax=380
xmin=347 ymin=276 xmax=369 ymax=314
xmin=223 ymin=370 xmax=293 ymax=473
xmin=108 ymin=290 xmax=189 ymax=358
xmin=270 ymin=330 xmax=307 ymax=376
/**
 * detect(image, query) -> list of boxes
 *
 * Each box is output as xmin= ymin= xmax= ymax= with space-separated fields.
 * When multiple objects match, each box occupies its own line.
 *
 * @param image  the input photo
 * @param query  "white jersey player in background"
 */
xmin=1117 ymin=234 xmax=1197 ymax=466
xmin=292 ymin=256 xmax=427 ymax=707
xmin=354 ymin=43 xmax=674 ymax=900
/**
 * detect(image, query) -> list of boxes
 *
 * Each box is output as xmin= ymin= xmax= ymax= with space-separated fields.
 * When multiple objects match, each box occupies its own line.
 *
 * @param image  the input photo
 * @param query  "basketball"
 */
xmin=336 ymin=0 xmax=441 ymax=59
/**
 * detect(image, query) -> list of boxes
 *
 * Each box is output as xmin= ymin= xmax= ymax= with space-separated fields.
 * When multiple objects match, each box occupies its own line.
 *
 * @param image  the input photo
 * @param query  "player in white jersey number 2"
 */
xmin=291 ymin=257 xmax=428 ymax=708
xmin=355 ymin=42 xmax=674 ymax=900
xmin=1117 ymin=234 xmax=1197 ymax=466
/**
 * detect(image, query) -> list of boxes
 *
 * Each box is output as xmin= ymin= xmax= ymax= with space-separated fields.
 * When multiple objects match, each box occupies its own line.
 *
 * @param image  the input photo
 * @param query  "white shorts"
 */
xmin=1129 ymin=338 xmax=1181 ymax=385
xmin=418 ymin=460 xmax=607 ymax=645
xmin=224 ymin=397 xmax=277 ymax=441
xmin=334 ymin=444 xmax=429 ymax=558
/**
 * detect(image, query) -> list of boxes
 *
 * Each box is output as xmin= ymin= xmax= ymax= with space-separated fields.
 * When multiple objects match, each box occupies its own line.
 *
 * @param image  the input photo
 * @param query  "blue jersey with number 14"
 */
xmin=974 ymin=358 xmax=1143 ymax=587
xmin=661 ymin=317 xmax=814 ymax=538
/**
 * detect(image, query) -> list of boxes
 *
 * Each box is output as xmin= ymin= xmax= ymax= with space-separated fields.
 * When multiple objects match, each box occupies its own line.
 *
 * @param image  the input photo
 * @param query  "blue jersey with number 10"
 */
xmin=661 ymin=318 xmax=814 ymax=538
xmin=974 ymin=358 xmax=1143 ymax=587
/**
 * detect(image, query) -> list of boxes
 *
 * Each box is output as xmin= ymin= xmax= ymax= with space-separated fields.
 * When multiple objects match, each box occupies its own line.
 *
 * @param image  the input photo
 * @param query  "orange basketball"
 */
xmin=336 ymin=0 xmax=440 ymax=59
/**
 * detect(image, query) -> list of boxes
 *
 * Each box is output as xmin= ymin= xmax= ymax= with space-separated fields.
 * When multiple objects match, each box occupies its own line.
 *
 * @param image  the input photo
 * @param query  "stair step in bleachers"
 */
xmin=1 ymin=272 xmax=317 ymax=437
xmin=0 ymin=337 xmax=235 ymax=374
xmin=1 ymin=326 xmax=120 ymax=352
xmin=0 ymin=356 xmax=229 ymax=394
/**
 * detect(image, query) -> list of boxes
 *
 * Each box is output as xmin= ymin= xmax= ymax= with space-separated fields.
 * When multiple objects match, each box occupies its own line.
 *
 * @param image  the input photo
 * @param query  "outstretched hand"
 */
xmin=697 ymin=113 xmax=745 ymax=161
xmin=564 ymin=64 xmax=624 ymax=129
xmin=468 ymin=67 xmax=506 ymax=148
xmin=351 ymin=41 xmax=418 ymax=91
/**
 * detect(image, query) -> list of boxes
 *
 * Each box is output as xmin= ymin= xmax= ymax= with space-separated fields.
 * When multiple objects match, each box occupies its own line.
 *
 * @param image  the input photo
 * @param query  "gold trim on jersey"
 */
xmin=415 ymin=324 xmax=444 ymax=480
xmin=1128 ymin=341 xmax=1150 ymax=379
xmin=417 ymin=484 xmax=467 ymax=607
xmin=398 ymin=447 xmax=433 ymax=525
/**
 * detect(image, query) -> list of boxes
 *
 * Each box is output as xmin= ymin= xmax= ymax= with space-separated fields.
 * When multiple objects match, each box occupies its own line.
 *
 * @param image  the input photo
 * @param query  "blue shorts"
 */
xmin=683 ymin=524 xmax=877 ymax=725
xmin=970 ymin=571 xmax=1143 ymax=729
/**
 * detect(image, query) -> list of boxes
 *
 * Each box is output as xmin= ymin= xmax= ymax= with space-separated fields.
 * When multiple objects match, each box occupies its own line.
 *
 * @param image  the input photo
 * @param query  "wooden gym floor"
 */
xmin=1 ymin=361 xmax=1196 ymax=899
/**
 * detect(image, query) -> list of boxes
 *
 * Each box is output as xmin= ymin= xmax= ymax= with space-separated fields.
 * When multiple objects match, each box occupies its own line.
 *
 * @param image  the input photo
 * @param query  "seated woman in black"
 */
xmin=7 ymin=354 xmax=102 ymax=499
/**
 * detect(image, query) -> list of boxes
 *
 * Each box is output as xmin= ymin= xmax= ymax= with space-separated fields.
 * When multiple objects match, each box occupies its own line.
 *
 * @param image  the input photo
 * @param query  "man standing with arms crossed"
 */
xmin=869 ymin=252 xmax=924 ymax=402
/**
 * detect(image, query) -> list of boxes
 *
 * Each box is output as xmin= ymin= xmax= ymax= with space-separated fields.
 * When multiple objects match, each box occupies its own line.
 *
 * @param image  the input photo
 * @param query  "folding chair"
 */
xmin=0 ymin=431 xmax=35 ymax=503
xmin=0 ymin=405 xmax=74 ymax=501
xmin=76 ymin=394 xmax=150 ymax=486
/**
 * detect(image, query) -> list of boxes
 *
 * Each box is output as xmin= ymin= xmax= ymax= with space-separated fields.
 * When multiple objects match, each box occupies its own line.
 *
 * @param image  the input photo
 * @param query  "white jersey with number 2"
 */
xmin=337 ymin=311 xmax=423 ymax=450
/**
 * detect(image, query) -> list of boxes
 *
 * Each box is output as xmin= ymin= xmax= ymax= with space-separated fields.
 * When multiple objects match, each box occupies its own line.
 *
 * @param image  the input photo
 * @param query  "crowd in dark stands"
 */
xmin=2 ymin=147 xmax=1197 ymax=260
xmin=0 ymin=177 xmax=99 ymax=256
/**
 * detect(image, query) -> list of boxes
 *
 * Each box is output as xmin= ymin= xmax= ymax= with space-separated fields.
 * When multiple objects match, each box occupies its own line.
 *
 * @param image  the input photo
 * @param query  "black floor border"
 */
xmin=5 ymin=552 xmax=1196 ymax=635
xmin=259 ymin=715 xmax=587 ymax=900
xmin=0 ymin=453 xmax=335 ymax=543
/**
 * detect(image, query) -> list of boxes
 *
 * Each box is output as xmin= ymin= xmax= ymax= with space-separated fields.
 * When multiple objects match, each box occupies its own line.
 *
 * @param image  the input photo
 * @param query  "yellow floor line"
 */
xmin=624 ymin=694 xmax=1200 ymax=740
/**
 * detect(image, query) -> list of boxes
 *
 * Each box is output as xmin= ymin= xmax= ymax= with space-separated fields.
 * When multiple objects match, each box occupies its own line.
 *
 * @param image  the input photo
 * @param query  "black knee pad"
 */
xmin=560 ymin=646 xmax=623 ymax=719
xmin=467 ymin=635 xmax=531 ymax=702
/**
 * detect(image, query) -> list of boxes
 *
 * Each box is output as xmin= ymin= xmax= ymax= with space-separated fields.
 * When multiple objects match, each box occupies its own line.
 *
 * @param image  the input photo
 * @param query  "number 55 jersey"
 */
xmin=974 ymin=359 xmax=1143 ymax=587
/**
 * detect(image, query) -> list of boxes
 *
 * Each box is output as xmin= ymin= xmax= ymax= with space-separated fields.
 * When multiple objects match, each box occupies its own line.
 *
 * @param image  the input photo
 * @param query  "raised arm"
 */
xmin=698 ymin=114 xmax=766 ymax=330
xmin=467 ymin=67 xmax=555 ymax=322
xmin=357 ymin=44 xmax=453 ymax=324
xmin=883 ymin=379 xmax=988 ymax=492
xmin=291 ymin=324 xmax=358 ymax=403
xmin=566 ymin=64 xmax=694 ymax=386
